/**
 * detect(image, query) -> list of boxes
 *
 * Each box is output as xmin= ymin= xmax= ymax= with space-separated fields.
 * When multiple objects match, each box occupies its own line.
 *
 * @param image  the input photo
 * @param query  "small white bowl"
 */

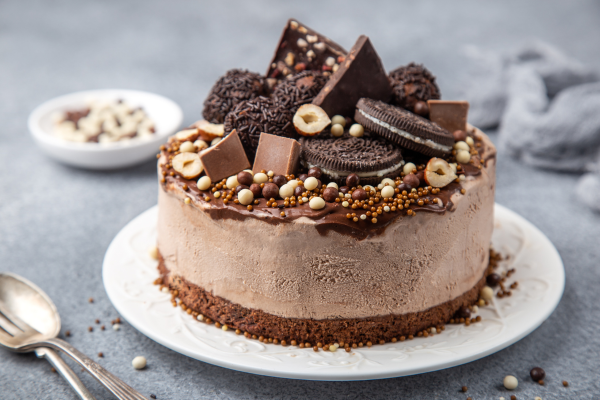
xmin=28 ymin=89 xmax=183 ymax=169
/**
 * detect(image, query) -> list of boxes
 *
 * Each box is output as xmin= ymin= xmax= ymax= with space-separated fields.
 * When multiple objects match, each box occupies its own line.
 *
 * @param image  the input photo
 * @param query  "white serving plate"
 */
xmin=28 ymin=89 xmax=183 ymax=169
xmin=103 ymin=204 xmax=564 ymax=381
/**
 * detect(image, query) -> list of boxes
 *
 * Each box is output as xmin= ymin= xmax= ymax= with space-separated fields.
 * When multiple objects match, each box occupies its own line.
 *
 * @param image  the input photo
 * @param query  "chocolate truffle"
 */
xmin=389 ymin=63 xmax=441 ymax=116
xmin=202 ymin=69 xmax=267 ymax=124
xmin=273 ymin=71 xmax=328 ymax=114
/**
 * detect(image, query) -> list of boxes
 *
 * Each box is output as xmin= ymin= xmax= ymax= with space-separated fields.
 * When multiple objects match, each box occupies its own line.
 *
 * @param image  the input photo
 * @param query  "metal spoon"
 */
xmin=0 ymin=272 xmax=146 ymax=400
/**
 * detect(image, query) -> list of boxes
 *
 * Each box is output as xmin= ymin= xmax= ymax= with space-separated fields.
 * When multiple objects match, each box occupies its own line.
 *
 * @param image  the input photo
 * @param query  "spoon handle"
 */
xmin=35 ymin=347 xmax=97 ymax=400
xmin=41 ymin=338 xmax=147 ymax=400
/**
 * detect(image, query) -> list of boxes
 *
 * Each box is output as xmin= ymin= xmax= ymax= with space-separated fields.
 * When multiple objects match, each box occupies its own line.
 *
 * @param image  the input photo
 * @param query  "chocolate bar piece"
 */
xmin=252 ymin=133 xmax=301 ymax=175
xmin=199 ymin=130 xmax=251 ymax=182
xmin=312 ymin=35 xmax=391 ymax=117
xmin=266 ymin=19 xmax=347 ymax=79
xmin=427 ymin=100 xmax=470 ymax=133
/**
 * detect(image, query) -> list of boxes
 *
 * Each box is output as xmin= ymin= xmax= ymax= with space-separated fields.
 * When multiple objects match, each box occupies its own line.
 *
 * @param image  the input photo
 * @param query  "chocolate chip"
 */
xmin=249 ymin=183 xmax=262 ymax=198
xmin=530 ymin=367 xmax=545 ymax=382
xmin=235 ymin=184 xmax=249 ymax=194
xmin=453 ymin=130 xmax=467 ymax=142
xmin=273 ymin=175 xmax=287 ymax=187
xmin=352 ymin=188 xmax=367 ymax=201
xmin=414 ymin=101 xmax=429 ymax=117
xmin=456 ymin=306 xmax=471 ymax=319
xmin=346 ymin=173 xmax=360 ymax=187
xmin=308 ymin=166 xmax=322 ymax=179
xmin=262 ymin=183 xmax=279 ymax=199
xmin=323 ymin=187 xmax=338 ymax=202
xmin=294 ymin=186 xmax=304 ymax=197
xmin=397 ymin=183 xmax=411 ymax=193
xmin=298 ymin=174 xmax=308 ymax=182
xmin=237 ymin=171 xmax=254 ymax=186
xmin=340 ymin=186 xmax=350 ymax=194
xmin=403 ymin=173 xmax=420 ymax=188
xmin=486 ymin=273 xmax=501 ymax=287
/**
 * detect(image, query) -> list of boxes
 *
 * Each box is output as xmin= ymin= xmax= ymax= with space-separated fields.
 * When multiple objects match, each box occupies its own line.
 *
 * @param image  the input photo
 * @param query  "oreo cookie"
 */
xmin=223 ymin=96 xmax=295 ymax=162
xmin=300 ymin=132 xmax=404 ymax=186
xmin=354 ymin=98 xmax=453 ymax=157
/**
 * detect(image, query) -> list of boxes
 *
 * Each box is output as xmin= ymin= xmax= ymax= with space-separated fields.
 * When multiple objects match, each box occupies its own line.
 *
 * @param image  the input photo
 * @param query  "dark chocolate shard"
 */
xmin=266 ymin=19 xmax=347 ymax=79
xmin=312 ymin=35 xmax=391 ymax=118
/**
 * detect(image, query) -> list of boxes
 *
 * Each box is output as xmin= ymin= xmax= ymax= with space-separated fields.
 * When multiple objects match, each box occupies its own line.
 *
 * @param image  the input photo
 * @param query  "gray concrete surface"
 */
xmin=1 ymin=1 xmax=599 ymax=398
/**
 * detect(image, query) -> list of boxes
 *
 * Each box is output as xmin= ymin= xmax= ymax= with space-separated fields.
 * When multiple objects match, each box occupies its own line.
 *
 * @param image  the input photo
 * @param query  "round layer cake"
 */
xmin=156 ymin=125 xmax=496 ymax=345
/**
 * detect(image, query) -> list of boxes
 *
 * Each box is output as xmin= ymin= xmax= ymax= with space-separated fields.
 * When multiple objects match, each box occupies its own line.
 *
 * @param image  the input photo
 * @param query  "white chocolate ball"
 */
xmin=179 ymin=141 xmax=195 ymax=153
xmin=226 ymin=175 xmax=239 ymax=189
xmin=132 ymin=356 xmax=146 ymax=370
xmin=197 ymin=176 xmax=211 ymax=191
xmin=342 ymin=201 xmax=349 ymax=207
xmin=466 ymin=136 xmax=474 ymax=147
xmin=349 ymin=123 xmax=364 ymax=137
xmin=112 ymin=323 xmax=120 ymax=331
xmin=267 ymin=170 xmax=274 ymax=177
xmin=480 ymin=286 xmax=494 ymax=301
xmin=327 ymin=182 xmax=339 ymax=189
xmin=244 ymin=169 xmax=254 ymax=176
xmin=309 ymin=197 xmax=325 ymax=210
xmin=503 ymin=375 xmax=518 ymax=390
xmin=193 ymin=139 xmax=208 ymax=151
xmin=381 ymin=178 xmax=396 ymax=188
xmin=331 ymin=115 xmax=346 ymax=127
xmin=331 ymin=124 xmax=344 ymax=137
xmin=403 ymin=162 xmax=417 ymax=175
xmin=253 ymin=172 xmax=268 ymax=184
xmin=287 ymin=179 xmax=300 ymax=189
xmin=456 ymin=150 xmax=471 ymax=164
xmin=304 ymin=176 xmax=318 ymax=191
xmin=363 ymin=185 xmax=375 ymax=194
xmin=381 ymin=186 xmax=395 ymax=198
xmin=237 ymin=189 xmax=254 ymax=205
xmin=454 ymin=141 xmax=470 ymax=151
xmin=279 ymin=184 xmax=294 ymax=198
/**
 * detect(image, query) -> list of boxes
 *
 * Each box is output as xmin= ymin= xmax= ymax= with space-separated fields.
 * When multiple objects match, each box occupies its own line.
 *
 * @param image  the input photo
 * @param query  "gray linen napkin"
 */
xmin=460 ymin=41 xmax=600 ymax=211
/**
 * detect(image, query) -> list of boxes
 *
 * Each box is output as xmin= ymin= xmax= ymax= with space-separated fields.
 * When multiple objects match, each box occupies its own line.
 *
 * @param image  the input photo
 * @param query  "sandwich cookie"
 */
xmin=354 ymin=98 xmax=453 ymax=157
xmin=300 ymin=132 xmax=404 ymax=186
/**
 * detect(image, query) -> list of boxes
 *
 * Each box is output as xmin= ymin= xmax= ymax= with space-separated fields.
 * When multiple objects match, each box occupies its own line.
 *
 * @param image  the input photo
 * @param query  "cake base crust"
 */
xmin=158 ymin=253 xmax=486 ymax=345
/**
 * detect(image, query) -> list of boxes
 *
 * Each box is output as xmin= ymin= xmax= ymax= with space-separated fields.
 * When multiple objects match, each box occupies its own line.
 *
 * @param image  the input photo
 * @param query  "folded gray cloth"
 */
xmin=460 ymin=41 xmax=600 ymax=212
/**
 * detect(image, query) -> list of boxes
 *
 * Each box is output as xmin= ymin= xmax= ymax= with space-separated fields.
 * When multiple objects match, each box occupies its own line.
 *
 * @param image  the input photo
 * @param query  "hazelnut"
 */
xmin=253 ymin=172 xmax=268 ymax=184
xmin=237 ymin=171 xmax=254 ymax=186
xmin=352 ymin=188 xmax=367 ymax=201
xmin=453 ymin=130 xmax=467 ymax=142
xmin=308 ymin=167 xmax=322 ymax=179
xmin=331 ymin=115 xmax=346 ymax=127
xmin=323 ymin=187 xmax=338 ymax=202
xmin=293 ymin=104 xmax=331 ymax=137
xmin=304 ymin=177 xmax=319 ymax=191
xmin=226 ymin=175 xmax=239 ymax=189
xmin=331 ymin=124 xmax=344 ymax=137
xmin=211 ymin=137 xmax=222 ymax=146
xmin=197 ymin=122 xmax=224 ymax=141
xmin=403 ymin=173 xmax=420 ymax=188
xmin=193 ymin=139 xmax=209 ymax=151
xmin=279 ymin=184 xmax=294 ymax=199
xmin=273 ymin=175 xmax=287 ymax=187
xmin=423 ymin=158 xmax=457 ymax=188
xmin=414 ymin=101 xmax=429 ymax=116
xmin=197 ymin=176 xmax=211 ymax=191
xmin=309 ymin=197 xmax=326 ymax=210
xmin=346 ymin=173 xmax=360 ymax=187
xmin=349 ymin=124 xmax=364 ymax=137
xmin=262 ymin=183 xmax=279 ymax=199
xmin=172 ymin=153 xmax=203 ymax=179
xmin=237 ymin=189 xmax=254 ymax=205
xmin=249 ymin=183 xmax=262 ymax=198
xmin=179 ymin=141 xmax=195 ymax=153
xmin=175 ymin=128 xmax=199 ymax=142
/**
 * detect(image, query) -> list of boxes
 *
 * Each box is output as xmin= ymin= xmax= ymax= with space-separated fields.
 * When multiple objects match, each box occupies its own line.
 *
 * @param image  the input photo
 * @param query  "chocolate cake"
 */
xmin=155 ymin=19 xmax=497 ymax=349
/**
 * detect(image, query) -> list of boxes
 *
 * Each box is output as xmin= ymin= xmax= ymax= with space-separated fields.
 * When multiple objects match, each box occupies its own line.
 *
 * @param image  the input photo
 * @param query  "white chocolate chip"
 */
xmin=327 ymin=182 xmax=339 ymax=189
xmin=304 ymin=176 xmax=318 ymax=191
xmin=480 ymin=286 xmax=494 ymax=301
xmin=325 ymin=57 xmax=335 ymax=67
xmin=309 ymin=197 xmax=325 ymax=210
xmin=306 ymin=50 xmax=315 ymax=60
xmin=298 ymin=26 xmax=307 ymax=34
xmin=112 ymin=323 xmax=120 ymax=331
xmin=342 ymin=201 xmax=349 ymax=208
xmin=403 ymin=162 xmax=417 ymax=175
xmin=454 ymin=141 xmax=470 ymax=151
xmin=267 ymin=170 xmax=274 ymax=177
xmin=384 ymin=206 xmax=390 ymax=212
xmin=332 ymin=64 xmax=339 ymax=72
xmin=148 ymin=246 xmax=158 ymax=260
xmin=226 ymin=175 xmax=239 ymax=189
xmin=331 ymin=115 xmax=346 ymax=127
xmin=211 ymin=137 xmax=222 ymax=146
xmin=290 ymin=21 xmax=298 ymax=30
xmin=197 ymin=176 xmax=211 ymax=191
xmin=193 ymin=139 xmax=208 ymax=151
xmin=503 ymin=375 xmax=518 ymax=390
xmin=284 ymin=52 xmax=295 ymax=67
xmin=179 ymin=141 xmax=195 ymax=153
xmin=279 ymin=184 xmax=294 ymax=198
xmin=253 ymin=173 xmax=268 ymax=184
xmin=349 ymin=124 xmax=364 ymax=137
xmin=381 ymin=178 xmax=396 ymax=188
xmin=237 ymin=189 xmax=254 ymax=205
xmin=331 ymin=124 xmax=344 ymax=137
xmin=360 ymin=214 xmax=367 ymax=220
xmin=306 ymin=34 xmax=318 ymax=43
xmin=313 ymin=42 xmax=325 ymax=51
xmin=456 ymin=150 xmax=471 ymax=164
xmin=466 ymin=136 xmax=474 ymax=147
xmin=381 ymin=186 xmax=395 ymax=198
xmin=297 ymin=38 xmax=308 ymax=48
xmin=132 ymin=356 xmax=146 ymax=370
